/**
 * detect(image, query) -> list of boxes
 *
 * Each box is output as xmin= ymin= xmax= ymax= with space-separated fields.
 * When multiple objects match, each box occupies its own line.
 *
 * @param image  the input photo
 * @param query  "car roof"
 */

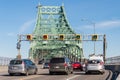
xmin=88 ymin=59 xmax=102 ymax=61
xmin=10 ymin=59 xmax=31 ymax=61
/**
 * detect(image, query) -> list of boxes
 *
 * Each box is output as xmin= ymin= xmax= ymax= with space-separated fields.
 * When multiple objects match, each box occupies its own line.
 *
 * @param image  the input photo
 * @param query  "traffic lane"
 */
xmin=0 ymin=71 xmax=108 ymax=80
xmin=0 ymin=73 xmax=41 ymax=80
xmin=0 ymin=69 xmax=74 ymax=80
xmin=0 ymin=67 xmax=110 ymax=80
xmin=0 ymin=66 xmax=48 ymax=80
xmin=74 ymin=70 xmax=110 ymax=80
xmin=0 ymin=71 xmax=8 ymax=75
xmin=0 ymin=66 xmax=8 ymax=72
xmin=25 ymin=72 xmax=81 ymax=80
xmin=25 ymin=70 xmax=109 ymax=80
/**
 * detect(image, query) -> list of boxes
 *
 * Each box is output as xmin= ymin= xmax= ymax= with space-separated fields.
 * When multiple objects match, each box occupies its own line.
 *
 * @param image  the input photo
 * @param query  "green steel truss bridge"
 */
xmin=17 ymin=4 xmax=107 ymax=63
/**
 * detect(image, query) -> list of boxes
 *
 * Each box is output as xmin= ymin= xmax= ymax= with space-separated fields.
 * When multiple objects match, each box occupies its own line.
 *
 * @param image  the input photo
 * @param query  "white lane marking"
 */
xmin=19 ymin=75 xmax=40 ymax=80
xmin=66 ymin=75 xmax=80 ymax=80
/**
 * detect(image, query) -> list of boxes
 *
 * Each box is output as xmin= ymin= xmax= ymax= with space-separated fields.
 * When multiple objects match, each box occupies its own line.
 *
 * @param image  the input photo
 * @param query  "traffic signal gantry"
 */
xmin=17 ymin=34 xmax=106 ymax=62
xmin=24 ymin=34 xmax=100 ymax=41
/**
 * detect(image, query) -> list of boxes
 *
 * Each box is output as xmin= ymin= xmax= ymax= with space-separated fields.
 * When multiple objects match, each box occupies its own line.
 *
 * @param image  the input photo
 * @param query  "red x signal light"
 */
xmin=43 ymin=34 xmax=48 ymax=40
xmin=75 ymin=34 xmax=81 ymax=40
xmin=26 ymin=34 xmax=32 ymax=40
xmin=59 ymin=34 xmax=64 ymax=40
xmin=92 ymin=34 xmax=98 ymax=41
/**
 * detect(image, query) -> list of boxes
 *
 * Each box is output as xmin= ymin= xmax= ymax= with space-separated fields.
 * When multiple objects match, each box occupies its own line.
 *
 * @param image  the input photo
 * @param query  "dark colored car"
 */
xmin=49 ymin=57 xmax=73 ymax=75
xmin=42 ymin=62 xmax=50 ymax=69
xmin=8 ymin=59 xmax=38 ymax=76
xmin=38 ymin=60 xmax=44 ymax=64
xmin=42 ymin=59 xmax=50 ymax=69
xmin=72 ymin=62 xmax=83 ymax=71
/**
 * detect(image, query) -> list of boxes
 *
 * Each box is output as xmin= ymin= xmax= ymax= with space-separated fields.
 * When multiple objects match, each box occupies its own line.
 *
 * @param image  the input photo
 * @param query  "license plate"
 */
xmin=55 ymin=66 xmax=59 ymax=68
xmin=13 ymin=67 xmax=18 ymax=69
xmin=89 ymin=64 xmax=96 ymax=66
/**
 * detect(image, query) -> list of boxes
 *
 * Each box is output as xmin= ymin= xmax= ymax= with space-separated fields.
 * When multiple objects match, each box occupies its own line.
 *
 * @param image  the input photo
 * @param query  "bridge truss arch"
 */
xmin=17 ymin=4 xmax=84 ymax=62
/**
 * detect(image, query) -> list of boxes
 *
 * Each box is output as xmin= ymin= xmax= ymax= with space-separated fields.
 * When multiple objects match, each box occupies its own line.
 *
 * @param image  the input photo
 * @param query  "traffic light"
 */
xmin=92 ymin=34 xmax=98 ymax=41
xmin=27 ymin=34 xmax=32 ymax=40
xmin=59 ymin=34 xmax=64 ymax=40
xmin=75 ymin=34 xmax=81 ymax=40
xmin=43 ymin=34 xmax=48 ymax=40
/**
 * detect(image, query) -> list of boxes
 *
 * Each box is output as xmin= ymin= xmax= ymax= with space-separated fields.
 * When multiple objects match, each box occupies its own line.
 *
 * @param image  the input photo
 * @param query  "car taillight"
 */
xmin=100 ymin=62 xmax=104 ymax=65
xmin=72 ymin=64 xmax=74 ymax=67
xmin=48 ymin=63 xmax=50 ymax=67
xmin=22 ymin=61 xmax=25 ymax=66
xmin=64 ymin=63 xmax=68 ymax=67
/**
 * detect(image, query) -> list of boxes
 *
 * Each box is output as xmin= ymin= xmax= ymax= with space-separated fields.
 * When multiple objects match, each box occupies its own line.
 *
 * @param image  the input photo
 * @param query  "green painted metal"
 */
xmin=29 ymin=4 xmax=84 ymax=62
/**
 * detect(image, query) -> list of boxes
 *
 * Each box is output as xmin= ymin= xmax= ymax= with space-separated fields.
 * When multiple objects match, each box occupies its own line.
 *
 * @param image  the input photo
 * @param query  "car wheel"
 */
xmin=34 ymin=68 xmax=38 ymax=74
xmin=100 ymin=71 xmax=104 ymax=75
xmin=85 ymin=72 xmax=88 ymax=74
xmin=71 ymin=69 xmax=73 ymax=74
xmin=65 ymin=71 xmax=68 ymax=75
xmin=49 ymin=71 xmax=53 ymax=75
xmin=65 ymin=68 xmax=69 ymax=75
xmin=85 ymin=71 xmax=89 ymax=74
xmin=25 ymin=70 xmax=29 ymax=76
xmin=81 ymin=68 xmax=83 ymax=71
xmin=9 ymin=73 xmax=14 ymax=76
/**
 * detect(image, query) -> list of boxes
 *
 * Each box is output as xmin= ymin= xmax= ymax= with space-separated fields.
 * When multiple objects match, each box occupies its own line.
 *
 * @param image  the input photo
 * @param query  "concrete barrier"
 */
xmin=105 ymin=64 xmax=120 ymax=72
xmin=116 ymin=74 xmax=120 ymax=80
xmin=105 ymin=64 xmax=120 ymax=80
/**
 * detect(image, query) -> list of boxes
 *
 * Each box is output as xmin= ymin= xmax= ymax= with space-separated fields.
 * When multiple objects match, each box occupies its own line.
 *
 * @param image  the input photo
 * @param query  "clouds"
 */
xmin=83 ymin=20 xmax=120 ymax=29
xmin=19 ymin=19 xmax=35 ymax=33
xmin=7 ymin=32 xmax=15 ymax=36
xmin=7 ymin=19 xmax=35 ymax=37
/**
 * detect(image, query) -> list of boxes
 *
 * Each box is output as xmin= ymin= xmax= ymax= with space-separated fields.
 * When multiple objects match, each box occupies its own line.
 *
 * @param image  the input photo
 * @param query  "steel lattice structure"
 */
xmin=26 ymin=4 xmax=84 ymax=62
xmin=17 ymin=5 xmax=107 ymax=63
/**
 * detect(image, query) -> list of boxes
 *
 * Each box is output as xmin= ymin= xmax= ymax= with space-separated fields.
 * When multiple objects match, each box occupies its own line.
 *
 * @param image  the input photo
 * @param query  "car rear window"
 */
xmin=88 ymin=60 xmax=101 ymax=64
xmin=10 ymin=60 xmax=22 ymax=65
xmin=50 ymin=58 xmax=64 ymax=63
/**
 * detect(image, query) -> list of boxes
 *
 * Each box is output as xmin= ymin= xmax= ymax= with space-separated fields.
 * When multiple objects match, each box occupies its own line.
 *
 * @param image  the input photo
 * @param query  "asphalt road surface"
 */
xmin=0 ymin=65 xmax=110 ymax=80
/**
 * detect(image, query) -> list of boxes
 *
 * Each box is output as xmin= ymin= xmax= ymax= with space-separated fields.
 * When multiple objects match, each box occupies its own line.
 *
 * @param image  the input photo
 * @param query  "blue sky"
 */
xmin=0 ymin=0 xmax=120 ymax=58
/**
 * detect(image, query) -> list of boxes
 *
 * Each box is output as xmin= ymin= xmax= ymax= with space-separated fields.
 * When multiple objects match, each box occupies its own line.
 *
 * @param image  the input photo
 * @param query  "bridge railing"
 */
xmin=106 ymin=56 xmax=120 ymax=64
xmin=0 ymin=57 xmax=13 ymax=66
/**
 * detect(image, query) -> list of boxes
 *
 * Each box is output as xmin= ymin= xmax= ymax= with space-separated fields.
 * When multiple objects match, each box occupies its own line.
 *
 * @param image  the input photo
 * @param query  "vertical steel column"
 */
xmin=103 ymin=34 xmax=107 ymax=63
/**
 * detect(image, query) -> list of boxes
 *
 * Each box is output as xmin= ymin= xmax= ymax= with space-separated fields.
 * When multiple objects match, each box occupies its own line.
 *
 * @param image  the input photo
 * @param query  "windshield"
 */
xmin=50 ymin=58 xmax=64 ymax=63
xmin=10 ymin=60 xmax=22 ymax=65
xmin=88 ymin=60 xmax=101 ymax=64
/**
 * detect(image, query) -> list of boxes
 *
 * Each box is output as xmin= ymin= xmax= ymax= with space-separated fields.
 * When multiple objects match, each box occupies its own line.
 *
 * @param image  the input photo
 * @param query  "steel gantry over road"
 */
xmin=17 ymin=4 xmax=107 ymax=63
xmin=17 ymin=4 xmax=83 ymax=62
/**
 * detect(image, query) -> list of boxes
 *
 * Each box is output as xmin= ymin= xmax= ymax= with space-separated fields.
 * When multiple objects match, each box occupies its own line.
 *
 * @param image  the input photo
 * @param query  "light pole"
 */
xmin=81 ymin=19 xmax=96 ymax=54
xmin=93 ymin=23 xmax=96 ymax=55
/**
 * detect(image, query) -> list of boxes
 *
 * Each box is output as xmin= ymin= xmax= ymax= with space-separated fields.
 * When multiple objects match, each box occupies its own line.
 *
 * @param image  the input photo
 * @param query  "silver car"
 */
xmin=85 ymin=59 xmax=105 ymax=74
xmin=8 ymin=59 xmax=38 ymax=76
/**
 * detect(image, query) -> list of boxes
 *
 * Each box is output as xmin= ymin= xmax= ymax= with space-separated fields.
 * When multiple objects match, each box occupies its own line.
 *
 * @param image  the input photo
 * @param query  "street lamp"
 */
xmin=81 ymin=19 xmax=96 ymax=54
xmin=81 ymin=19 xmax=96 ymax=34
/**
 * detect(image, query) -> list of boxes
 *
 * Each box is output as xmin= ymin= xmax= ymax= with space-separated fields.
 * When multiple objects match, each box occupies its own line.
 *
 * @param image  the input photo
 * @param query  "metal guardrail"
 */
xmin=105 ymin=70 xmax=113 ymax=80
xmin=0 ymin=57 xmax=13 ymax=66
xmin=106 ymin=56 xmax=120 ymax=64
xmin=0 ymin=55 xmax=120 ymax=65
